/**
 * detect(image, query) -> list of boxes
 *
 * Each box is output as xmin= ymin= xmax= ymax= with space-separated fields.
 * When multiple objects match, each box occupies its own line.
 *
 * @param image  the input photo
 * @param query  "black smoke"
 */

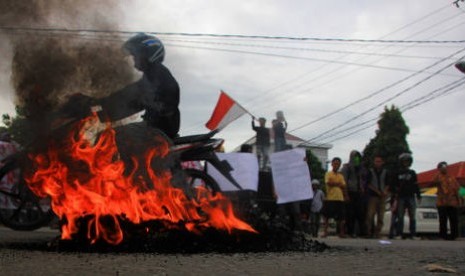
xmin=0 ymin=0 xmax=136 ymax=143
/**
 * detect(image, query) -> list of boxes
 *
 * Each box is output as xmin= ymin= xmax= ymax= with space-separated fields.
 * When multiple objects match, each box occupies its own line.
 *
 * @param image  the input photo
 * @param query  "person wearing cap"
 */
xmin=310 ymin=179 xmax=325 ymax=237
xmin=434 ymin=161 xmax=461 ymax=240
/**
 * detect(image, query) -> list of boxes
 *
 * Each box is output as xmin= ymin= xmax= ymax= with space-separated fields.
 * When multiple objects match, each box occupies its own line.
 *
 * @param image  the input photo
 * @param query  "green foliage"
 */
xmin=362 ymin=105 xmax=411 ymax=171
xmin=1 ymin=106 xmax=34 ymax=146
xmin=305 ymin=149 xmax=325 ymax=183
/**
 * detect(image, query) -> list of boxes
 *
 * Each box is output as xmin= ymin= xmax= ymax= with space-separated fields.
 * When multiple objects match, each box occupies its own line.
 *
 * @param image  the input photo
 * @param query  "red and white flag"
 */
xmin=205 ymin=91 xmax=248 ymax=130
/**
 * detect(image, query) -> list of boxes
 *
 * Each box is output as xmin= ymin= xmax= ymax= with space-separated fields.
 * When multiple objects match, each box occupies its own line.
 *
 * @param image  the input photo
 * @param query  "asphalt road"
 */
xmin=0 ymin=226 xmax=464 ymax=275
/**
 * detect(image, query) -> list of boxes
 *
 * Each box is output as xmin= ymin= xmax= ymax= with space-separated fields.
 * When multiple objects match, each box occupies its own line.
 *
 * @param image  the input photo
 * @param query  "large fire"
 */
xmin=25 ymin=115 xmax=256 ymax=245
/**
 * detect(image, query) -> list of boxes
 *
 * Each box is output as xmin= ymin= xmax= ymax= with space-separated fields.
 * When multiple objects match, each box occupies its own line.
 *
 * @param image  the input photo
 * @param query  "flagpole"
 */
xmin=221 ymin=90 xmax=256 ymax=118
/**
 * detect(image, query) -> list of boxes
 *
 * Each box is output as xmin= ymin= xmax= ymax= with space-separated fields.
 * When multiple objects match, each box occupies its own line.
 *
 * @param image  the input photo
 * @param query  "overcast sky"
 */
xmin=1 ymin=0 xmax=465 ymax=172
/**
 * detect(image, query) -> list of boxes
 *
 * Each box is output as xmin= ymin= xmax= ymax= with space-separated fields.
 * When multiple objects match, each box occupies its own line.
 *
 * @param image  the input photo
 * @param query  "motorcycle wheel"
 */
xmin=0 ymin=181 xmax=53 ymax=231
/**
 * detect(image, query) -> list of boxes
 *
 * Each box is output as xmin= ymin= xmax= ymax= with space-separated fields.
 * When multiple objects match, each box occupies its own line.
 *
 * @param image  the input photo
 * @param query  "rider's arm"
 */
xmin=97 ymin=81 xmax=147 ymax=122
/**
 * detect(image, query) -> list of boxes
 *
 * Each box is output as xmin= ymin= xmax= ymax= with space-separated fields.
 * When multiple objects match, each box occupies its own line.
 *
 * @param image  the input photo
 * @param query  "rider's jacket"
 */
xmin=99 ymin=63 xmax=180 ymax=138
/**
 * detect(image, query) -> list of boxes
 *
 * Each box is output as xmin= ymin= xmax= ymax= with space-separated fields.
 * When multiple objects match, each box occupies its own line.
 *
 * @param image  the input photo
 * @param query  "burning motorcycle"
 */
xmin=0 ymin=94 xmax=253 ymax=244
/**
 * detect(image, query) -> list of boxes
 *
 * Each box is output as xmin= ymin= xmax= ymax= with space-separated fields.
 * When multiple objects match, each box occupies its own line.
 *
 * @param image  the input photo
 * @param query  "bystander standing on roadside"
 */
xmin=434 ymin=161 xmax=461 ymax=240
xmin=322 ymin=157 xmax=346 ymax=238
xmin=365 ymin=155 xmax=391 ymax=239
xmin=310 ymin=179 xmax=325 ymax=237
xmin=395 ymin=153 xmax=421 ymax=239
xmin=341 ymin=150 xmax=366 ymax=237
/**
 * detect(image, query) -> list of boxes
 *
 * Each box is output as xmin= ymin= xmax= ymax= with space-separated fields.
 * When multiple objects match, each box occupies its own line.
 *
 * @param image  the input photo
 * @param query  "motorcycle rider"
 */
xmin=98 ymin=33 xmax=180 ymax=139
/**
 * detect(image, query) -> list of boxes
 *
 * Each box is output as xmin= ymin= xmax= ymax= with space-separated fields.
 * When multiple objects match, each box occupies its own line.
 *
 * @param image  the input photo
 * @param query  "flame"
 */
xmin=26 ymin=115 xmax=256 ymax=245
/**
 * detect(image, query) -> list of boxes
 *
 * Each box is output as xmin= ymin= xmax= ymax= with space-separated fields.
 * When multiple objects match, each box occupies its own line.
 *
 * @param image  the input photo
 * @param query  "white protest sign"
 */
xmin=270 ymin=148 xmax=313 ymax=204
xmin=206 ymin=152 xmax=259 ymax=191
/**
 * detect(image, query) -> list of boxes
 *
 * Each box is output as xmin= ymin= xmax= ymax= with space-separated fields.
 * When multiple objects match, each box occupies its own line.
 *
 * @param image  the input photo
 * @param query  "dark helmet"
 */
xmin=124 ymin=33 xmax=165 ymax=64
xmin=437 ymin=161 xmax=447 ymax=169
xmin=398 ymin=153 xmax=413 ymax=165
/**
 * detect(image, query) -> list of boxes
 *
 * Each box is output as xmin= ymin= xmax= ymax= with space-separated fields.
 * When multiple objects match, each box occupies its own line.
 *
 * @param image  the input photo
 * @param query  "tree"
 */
xmin=306 ymin=149 xmax=325 ymax=183
xmin=362 ymin=105 xmax=411 ymax=171
xmin=2 ymin=106 xmax=35 ymax=147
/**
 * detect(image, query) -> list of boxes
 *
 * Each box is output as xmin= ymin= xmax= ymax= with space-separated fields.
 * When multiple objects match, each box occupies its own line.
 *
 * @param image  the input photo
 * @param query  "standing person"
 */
xmin=272 ymin=111 xmax=287 ymax=152
xmin=251 ymin=117 xmax=270 ymax=170
xmin=99 ymin=33 xmax=180 ymax=139
xmin=365 ymin=155 xmax=390 ymax=238
xmin=310 ymin=179 xmax=325 ymax=237
xmin=395 ymin=153 xmax=421 ymax=239
xmin=322 ymin=157 xmax=346 ymax=238
xmin=277 ymin=201 xmax=303 ymax=232
xmin=341 ymin=150 xmax=365 ymax=237
xmin=434 ymin=161 xmax=461 ymax=240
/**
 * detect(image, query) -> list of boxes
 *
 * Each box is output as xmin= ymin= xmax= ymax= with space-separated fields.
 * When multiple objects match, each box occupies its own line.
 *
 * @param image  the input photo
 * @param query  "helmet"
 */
xmin=311 ymin=179 xmax=320 ymax=186
xmin=437 ymin=161 xmax=447 ymax=169
xmin=124 ymin=33 xmax=165 ymax=64
xmin=398 ymin=153 xmax=413 ymax=164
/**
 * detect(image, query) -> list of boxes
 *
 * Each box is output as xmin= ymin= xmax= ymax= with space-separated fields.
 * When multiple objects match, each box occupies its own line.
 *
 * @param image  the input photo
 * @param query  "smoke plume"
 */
xmin=0 ymin=0 xmax=136 ymax=133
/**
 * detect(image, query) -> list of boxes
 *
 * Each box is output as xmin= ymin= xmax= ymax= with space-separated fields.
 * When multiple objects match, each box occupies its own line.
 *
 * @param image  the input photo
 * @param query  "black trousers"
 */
xmin=346 ymin=191 xmax=366 ymax=236
xmin=278 ymin=202 xmax=302 ymax=231
xmin=438 ymin=206 xmax=459 ymax=239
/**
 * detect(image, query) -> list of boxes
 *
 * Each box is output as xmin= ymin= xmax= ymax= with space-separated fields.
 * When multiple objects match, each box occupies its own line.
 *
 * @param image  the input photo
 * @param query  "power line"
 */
xmin=309 ymin=78 xmax=465 ymax=143
xmin=300 ymin=53 xmax=465 ymax=144
xmin=400 ymin=78 xmax=465 ymax=111
xmin=245 ymin=9 xmax=465 ymax=113
xmin=167 ymin=43 xmax=460 ymax=75
xmin=309 ymin=78 xmax=465 ymax=147
xmin=1 ymin=26 xmax=465 ymax=44
xmin=164 ymin=38 xmax=453 ymax=61
xmin=176 ymin=4 xmax=463 ymax=130
xmin=289 ymin=47 xmax=465 ymax=134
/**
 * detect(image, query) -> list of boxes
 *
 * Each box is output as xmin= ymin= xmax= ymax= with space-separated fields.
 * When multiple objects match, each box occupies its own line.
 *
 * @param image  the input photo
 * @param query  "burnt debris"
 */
xmin=50 ymin=214 xmax=328 ymax=254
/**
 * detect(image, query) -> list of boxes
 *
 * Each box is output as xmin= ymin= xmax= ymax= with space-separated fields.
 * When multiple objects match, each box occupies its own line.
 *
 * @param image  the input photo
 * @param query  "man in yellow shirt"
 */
xmin=322 ymin=157 xmax=347 ymax=238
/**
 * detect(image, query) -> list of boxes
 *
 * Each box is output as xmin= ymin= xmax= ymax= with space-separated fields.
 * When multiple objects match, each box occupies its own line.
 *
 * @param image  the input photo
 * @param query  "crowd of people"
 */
xmin=248 ymin=109 xmax=463 ymax=240
xmin=251 ymin=111 xmax=288 ymax=170
xmin=305 ymin=153 xmax=463 ymax=240
xmin=248 ymin=110 xmax=463 ymax=240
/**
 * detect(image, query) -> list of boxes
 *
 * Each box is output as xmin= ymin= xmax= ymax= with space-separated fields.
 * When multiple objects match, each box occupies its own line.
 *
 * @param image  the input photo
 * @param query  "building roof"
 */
xmin=417 ymin=161 xmax=465 ymax=188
